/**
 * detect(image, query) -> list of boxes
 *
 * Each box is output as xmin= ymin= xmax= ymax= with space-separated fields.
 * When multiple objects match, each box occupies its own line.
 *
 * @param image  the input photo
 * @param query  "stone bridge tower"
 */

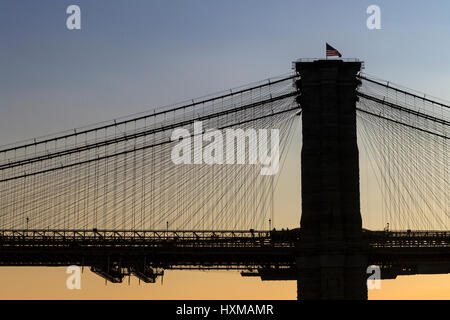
xmin=295 ymin=59 xmax=368 ymax=299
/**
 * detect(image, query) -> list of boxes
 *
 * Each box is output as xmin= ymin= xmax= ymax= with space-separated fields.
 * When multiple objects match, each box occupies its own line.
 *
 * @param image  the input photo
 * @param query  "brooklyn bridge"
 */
xmin=0 ymin=59 xmax=448 ymax=299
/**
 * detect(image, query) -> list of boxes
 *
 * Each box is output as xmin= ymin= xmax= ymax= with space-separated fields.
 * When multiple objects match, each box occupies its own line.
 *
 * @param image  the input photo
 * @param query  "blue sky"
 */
xmin=1 ymin=0 xmax=450 ymax=143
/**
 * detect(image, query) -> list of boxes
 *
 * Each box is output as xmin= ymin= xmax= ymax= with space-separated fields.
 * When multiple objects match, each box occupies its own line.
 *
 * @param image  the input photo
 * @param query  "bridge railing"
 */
xmin=1 ymin=229 xmax=448 ymax=249
xmin=0 ymin=229 xmax=297 ymax=248
xmin=365 ymin=230 xmax=450 ymax=248
xmin=367 ymin=230 xmax=450 ymax=238
xmin=0 ymin=229 xmax=272 ymax=239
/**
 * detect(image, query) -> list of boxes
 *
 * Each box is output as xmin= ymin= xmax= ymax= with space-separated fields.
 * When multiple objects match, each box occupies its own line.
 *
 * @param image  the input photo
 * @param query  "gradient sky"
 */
xmin=0 ymin=0 xmax=449 ymax=299
xmin=2 ymin=0 xmax=450 ymax=143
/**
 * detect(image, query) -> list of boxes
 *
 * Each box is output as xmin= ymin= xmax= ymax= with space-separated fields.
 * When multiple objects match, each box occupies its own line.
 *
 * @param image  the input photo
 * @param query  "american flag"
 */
xmin=326 ymin=43 xmax=342 ymax=57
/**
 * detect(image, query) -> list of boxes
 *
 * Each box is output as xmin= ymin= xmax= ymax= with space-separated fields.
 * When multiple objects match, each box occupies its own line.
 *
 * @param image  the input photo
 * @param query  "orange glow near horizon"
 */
xmin=0 ymin=268 xmax=449 ymax=300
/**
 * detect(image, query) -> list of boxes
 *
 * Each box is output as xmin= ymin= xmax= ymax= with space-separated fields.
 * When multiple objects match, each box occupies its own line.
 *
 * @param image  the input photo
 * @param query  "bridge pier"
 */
xmin=295 ymin=59 xmax=368 ymax=299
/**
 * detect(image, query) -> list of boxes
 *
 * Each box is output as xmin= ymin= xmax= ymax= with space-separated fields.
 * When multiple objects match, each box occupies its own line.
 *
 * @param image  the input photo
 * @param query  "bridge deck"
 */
xmin=1 ymin=229 xmax=449 ymax=244
xmin=0 ymin=230 xmax=448 ymax=264
xmin=0 ymin=229 xmax=449 ymax=282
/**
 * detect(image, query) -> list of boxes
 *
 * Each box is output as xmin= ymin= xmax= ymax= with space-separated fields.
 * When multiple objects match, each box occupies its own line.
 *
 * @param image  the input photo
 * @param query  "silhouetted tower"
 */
xmin=295 ymin=59 xmax=368 ymax=299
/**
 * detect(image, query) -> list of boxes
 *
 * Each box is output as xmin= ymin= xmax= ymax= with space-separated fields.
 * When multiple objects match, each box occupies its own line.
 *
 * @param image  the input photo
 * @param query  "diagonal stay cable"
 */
xmin=356 ymin=108 xmax=448 ymax=140
xmin=0 ymin=106 xmax=301 ymax=183
xmin=0 ymin=91 xmax=299 ymax=170
xmin=357 ymin=75 xmax=450 ymax=110
xmin=357 ymin=92 xmax=450 ymax=127
xmin=0 ymin=75 xmax=298 ymax=154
